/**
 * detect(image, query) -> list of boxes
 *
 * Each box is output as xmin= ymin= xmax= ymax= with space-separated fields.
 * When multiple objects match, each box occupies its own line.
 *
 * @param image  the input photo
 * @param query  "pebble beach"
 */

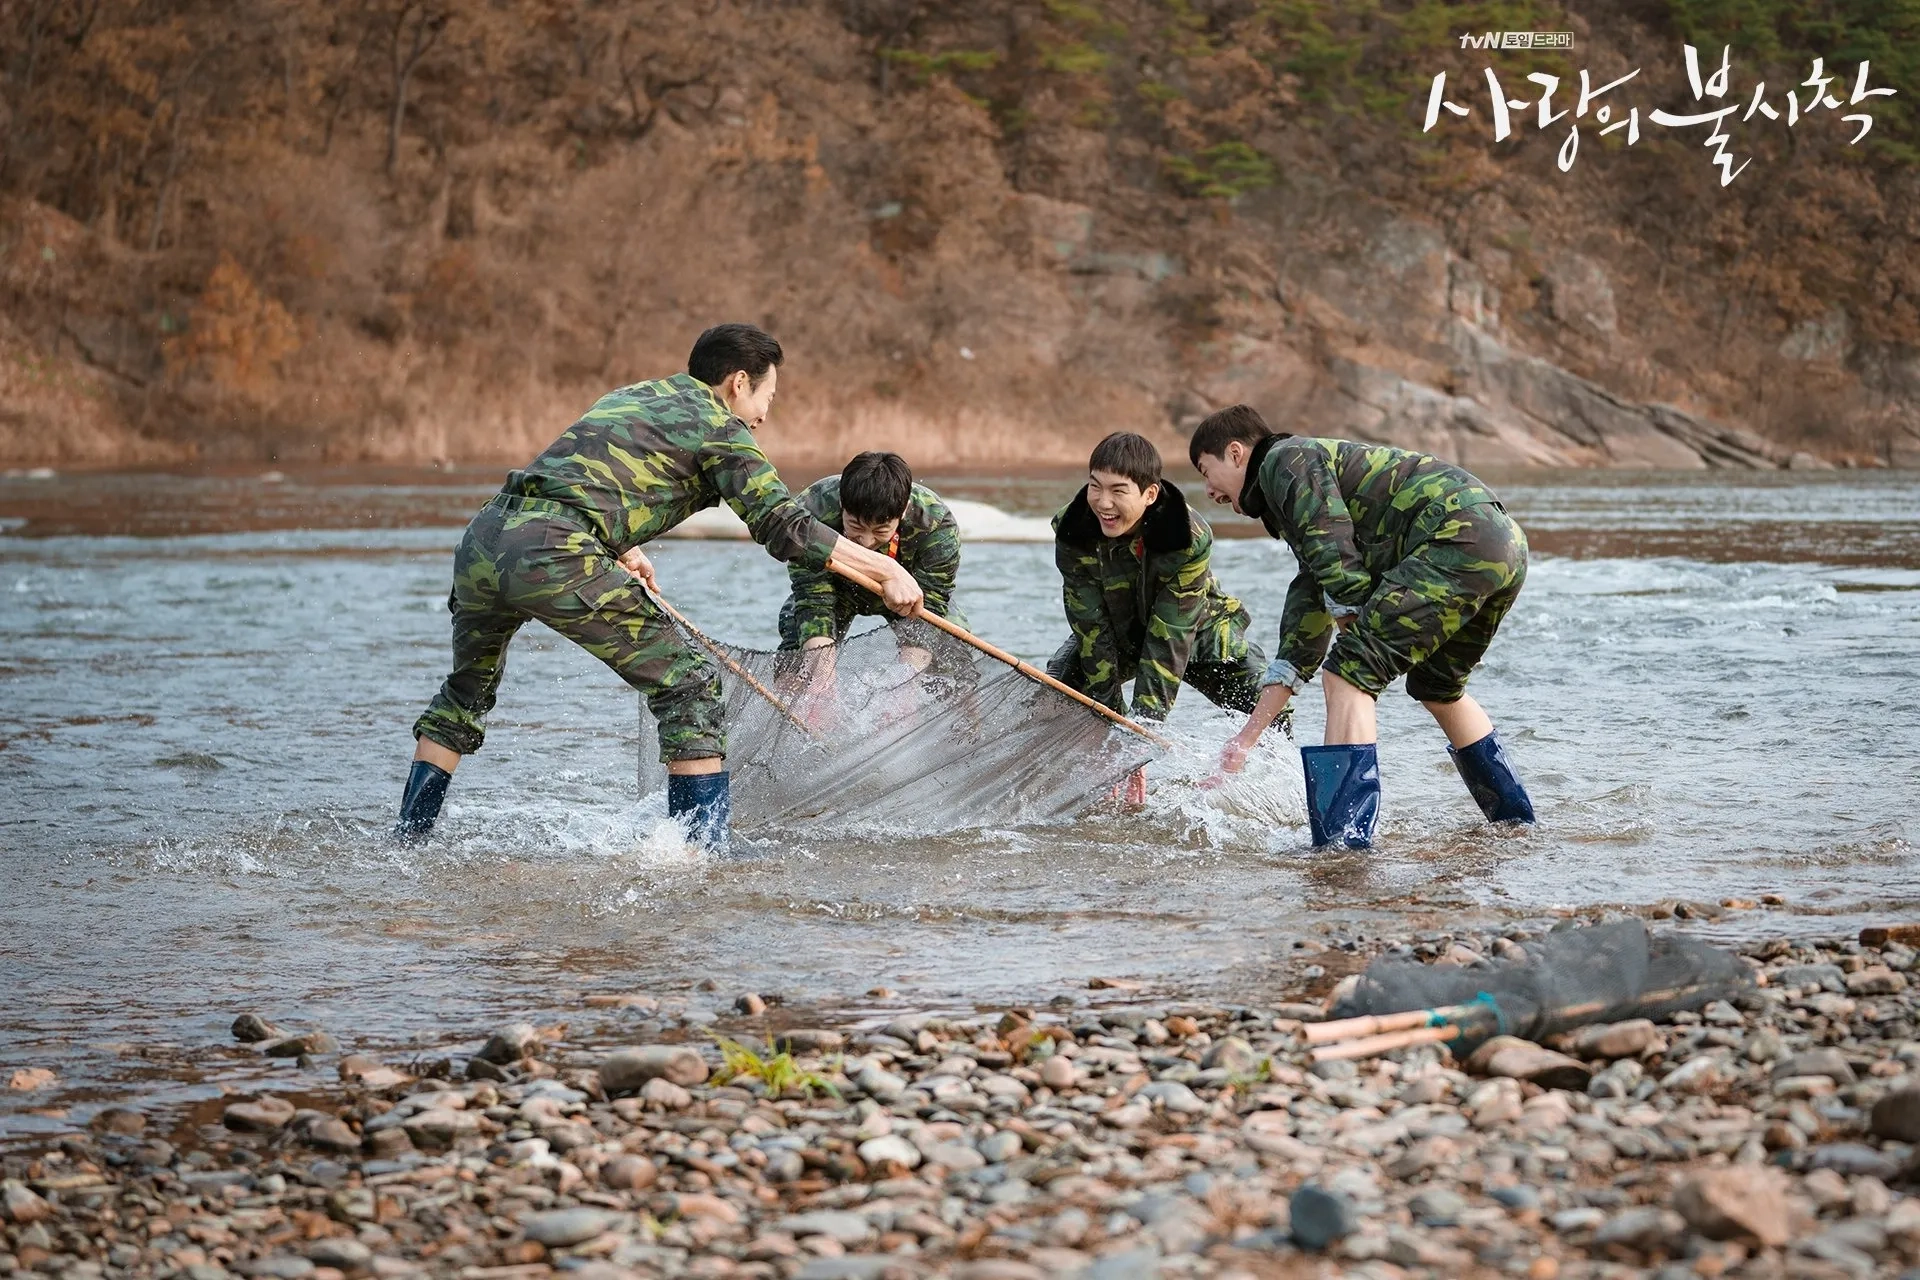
xmin=8 ymin=919 xmax=1920 ymax=1280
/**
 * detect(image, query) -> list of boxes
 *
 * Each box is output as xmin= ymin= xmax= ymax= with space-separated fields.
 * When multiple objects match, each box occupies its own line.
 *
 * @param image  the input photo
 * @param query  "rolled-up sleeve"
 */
xmin=1266 ymin=569 xmax=1334 ymax=690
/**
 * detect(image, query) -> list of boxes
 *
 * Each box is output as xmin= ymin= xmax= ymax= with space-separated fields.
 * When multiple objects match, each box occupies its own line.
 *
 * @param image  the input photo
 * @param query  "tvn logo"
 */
xmin=1459 ymin=31 xmax=1575 ymax=49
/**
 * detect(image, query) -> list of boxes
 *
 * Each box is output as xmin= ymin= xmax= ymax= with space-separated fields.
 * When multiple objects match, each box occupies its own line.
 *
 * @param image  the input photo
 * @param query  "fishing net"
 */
xmin=637 ymin=617 xmax=1159 ymax=835
xmin=1330 ymin=919 xmax=1753 ymax=1054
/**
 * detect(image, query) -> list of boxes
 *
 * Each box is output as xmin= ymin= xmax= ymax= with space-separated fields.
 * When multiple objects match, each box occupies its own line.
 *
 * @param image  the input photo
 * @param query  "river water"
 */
xmin=1 ymin=466 xmax=1915 ymax=1138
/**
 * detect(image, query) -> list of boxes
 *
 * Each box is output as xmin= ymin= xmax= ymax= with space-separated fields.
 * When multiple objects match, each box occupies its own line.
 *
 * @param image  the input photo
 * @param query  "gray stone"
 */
xmin=1137 ymin=1081 xmax=1206 ymax=1114
xmin=1564 ymin=1019 xmax=1658 ymax=1060
xmin=1289 ymin=1185 xmax=1357 ymax=1251
xmin=262 ymin=1032 xmax=338 ymax=1058
xmin=1807 ymin=1143 xmax=1902 ymax=1180
xmin=775 ymin=1211 xmax=873 ymax=1245
xmin=1774 ymin=1048 xmax=1858 ymax=1085
xmin=401 ymin=1108 xmax=486 ymax=1145
xmin=475 ymin=1023 xmax=539 ymax=1065
xmin=1745 ymin=1029 xmax=1785 ymax=1063
xmin=1594 ymin=1207 xmax=1686 ymax=1252
xmin=223 ymin=1097 xmax=297 ymax=1132
xmin=1409 ymin=1187 xmax=1465 ymax=1227
xmin=774 ymin=1029 xmax=845 ymax=1055
xmin=2 ymin=1181 xmax=54 ymax=1226
xmin=1588 ymin=1059 xmax=1644 ymax=1100
xmin=599 ymin=1045 xmax=709 ymax=1093
xmin=854 ymin=1064 xmax=905 ymax=1102
xmin=1673 ymin=1166 xmax=1793 ymax=1247
xmin=1086 ymin=1247 xmax=1166 ymax=1280
xmin=793 ymin=1261 xmax=901 ymax=1280
xmin=1491 ymin=1185 xmax=1541 ymax=1212
xmin=305 ymin=1239 xmax=372 ymax=1270
xmin=241 ymin=1259 xmax=314 ymax=1280
xmin=231 ymin=1014 xmax=284 ymax=1043
xmin=1660 ymin=1054 xmax=1722 ymax=1092
xmin=1702 ymin=1000 xmax=1746 ymax=1026
xmin=1845 ymin=966 xmax=1907 ymax=995
xmin=638 ymin=1078 xmax=692 ymax=1111
xmin=1202 ymin=1036 xmax=1258 ymax=1075
xmin=1548 ymin=1208 xmax=1606 ymax=1233
xmin=521 ymin=1209 xmax=613 ymax=1248
xmin=856 ymin=1135 xmax=921 ymax=1169
xmin=1871 ymin=1086 xmax=1920 ymax=1142
xmin=981 ymin=1131 xmax=1023 ymax=1163
xmin=1473 ymin=1039 xmax=1592 ymax=1091
xmin=924 ymin=1141 xmax=985 ymax=1171
xmin=1773 ymin=964 xmax=1847 ymax=992
xmin=303 ymin=1118 xmax=360 ymax=1153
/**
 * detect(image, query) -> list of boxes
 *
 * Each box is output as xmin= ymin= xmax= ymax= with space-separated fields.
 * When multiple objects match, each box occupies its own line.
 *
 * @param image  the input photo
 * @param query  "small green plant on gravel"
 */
xmin=712 ymin=1038 xmax=843 ymax=1100
xmin=1226 ymin=1056 xmax=1274 ymax=1089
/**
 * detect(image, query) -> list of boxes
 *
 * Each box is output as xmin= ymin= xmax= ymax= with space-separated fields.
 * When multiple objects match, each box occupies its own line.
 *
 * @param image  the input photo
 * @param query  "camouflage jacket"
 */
xmin=1241 ymin=435 xmax=1504 ymax=690
xmin=1053 ymin=483 xmax=1246 ymax=721
xmin=503 ymin=373 xmax=837 ymax=570
xmin=784 ymin=477 xmax=962 ymax=642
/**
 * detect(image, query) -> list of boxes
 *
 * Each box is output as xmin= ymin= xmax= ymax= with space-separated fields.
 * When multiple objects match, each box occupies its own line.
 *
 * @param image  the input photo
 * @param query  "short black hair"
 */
xmin=1188 ymin=403 xmax=1278 ymax=467
xmin=1088 ymin=432 xmax=1162 ymax=492
xmin=840 ymin=451 xmax=913 ymax=524
xmin=688 ymin=323 xmax=783 ymax=388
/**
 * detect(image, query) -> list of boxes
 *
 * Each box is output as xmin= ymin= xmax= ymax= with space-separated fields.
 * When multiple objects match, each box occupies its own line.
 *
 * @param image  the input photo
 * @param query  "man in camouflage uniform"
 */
xmin=395 ymin=324 xmax=924 ymax=852
xmin=1047 ymin=432 xmax=1281 ymax=805
xmin=777 ymin=451 xmax=964 ymax=651
xmin=1189 ymin=405 xmax=1534 ymax=849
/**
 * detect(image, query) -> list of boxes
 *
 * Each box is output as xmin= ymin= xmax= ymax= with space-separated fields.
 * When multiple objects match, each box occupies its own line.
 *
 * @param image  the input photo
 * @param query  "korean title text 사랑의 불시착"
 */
xmin=1423 ymin=43 xmax=1898 ymax=186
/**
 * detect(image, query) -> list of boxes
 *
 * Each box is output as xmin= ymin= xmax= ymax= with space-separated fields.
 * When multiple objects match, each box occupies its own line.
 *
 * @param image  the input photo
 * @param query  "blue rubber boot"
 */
xmin=394 ymin=759 xmax=451 ymax=845
xmin=668 ymin=771 xmax=731 ymax=853
xmin=1300 ymin=744 xmax=1381 ymax=849
xmin=1448 ymin=731 xmax=1536 ymax=824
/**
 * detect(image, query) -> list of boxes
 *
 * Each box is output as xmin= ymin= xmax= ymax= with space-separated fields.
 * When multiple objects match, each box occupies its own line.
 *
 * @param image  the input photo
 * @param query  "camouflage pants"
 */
xmin=412 ymin=494 xmax=724 ymax=763
xmin=1324 ymin=501 xmax=1528 ymax=703
xmin=1044 ymin=605 xmax=1276 ymax=721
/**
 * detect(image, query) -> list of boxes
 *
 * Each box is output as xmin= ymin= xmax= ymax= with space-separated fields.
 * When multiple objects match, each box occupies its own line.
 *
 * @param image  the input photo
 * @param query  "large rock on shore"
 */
xmin=599 ymin=1045 xmax=709 ymax=1094
xmin=1673 ymin=1167 xmax=1795 ymax=1246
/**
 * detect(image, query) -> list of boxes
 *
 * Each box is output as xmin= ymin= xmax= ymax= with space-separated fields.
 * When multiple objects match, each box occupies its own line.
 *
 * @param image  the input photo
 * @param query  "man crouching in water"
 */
xmin=395 ymin=324 xmax=923 ymax=852
xmin=1188 ymin=405 xmax=1536 ymax=850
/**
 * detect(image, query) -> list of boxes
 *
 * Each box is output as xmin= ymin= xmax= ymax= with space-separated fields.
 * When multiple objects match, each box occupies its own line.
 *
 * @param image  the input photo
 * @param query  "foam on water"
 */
xmin=661 ymin=497 xmax=1053 ymax=543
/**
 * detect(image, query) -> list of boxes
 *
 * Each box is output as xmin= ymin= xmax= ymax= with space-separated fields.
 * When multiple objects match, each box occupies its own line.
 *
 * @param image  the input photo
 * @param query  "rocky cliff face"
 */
xmin=1 ymin=1 xmax=1914 ymax=470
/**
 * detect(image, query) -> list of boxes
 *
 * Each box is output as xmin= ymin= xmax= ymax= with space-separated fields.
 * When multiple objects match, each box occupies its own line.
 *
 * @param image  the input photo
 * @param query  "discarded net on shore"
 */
xmin=1322 ymin=918 xmax=1753 ymax=1058
xmin=637 ymin=618 xmax=1157 ymax=835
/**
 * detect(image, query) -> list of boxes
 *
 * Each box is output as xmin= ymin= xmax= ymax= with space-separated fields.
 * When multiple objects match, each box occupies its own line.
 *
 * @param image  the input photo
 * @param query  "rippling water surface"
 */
xmin=1 ymin=466 xmax=1915 ymax=1136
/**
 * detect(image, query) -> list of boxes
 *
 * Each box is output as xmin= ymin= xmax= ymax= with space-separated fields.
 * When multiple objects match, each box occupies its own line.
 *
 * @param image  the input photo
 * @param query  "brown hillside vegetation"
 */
xmin=2 ymin=0 xmax=1917 ymax=470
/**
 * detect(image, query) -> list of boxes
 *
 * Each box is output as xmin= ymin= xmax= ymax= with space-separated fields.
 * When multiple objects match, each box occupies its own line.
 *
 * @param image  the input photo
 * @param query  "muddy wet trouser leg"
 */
xmin=405 ymin=510 xmax=527 ymax=842
xmin=512 ymin=545 xmax=725 ymax=766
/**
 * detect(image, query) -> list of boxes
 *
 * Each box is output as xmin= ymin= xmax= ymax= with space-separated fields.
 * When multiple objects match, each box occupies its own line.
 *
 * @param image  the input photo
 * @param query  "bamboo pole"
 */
xmin=1303 ymin=1004 xmax=1484 ymax=1045
xmin=646 ymin=587 xmax=822 ymax=742
xmin=827 ymin=559 xmax=1171 ymax=748
xmin=1309 ymin=1023 xmax=1460 ymax=1064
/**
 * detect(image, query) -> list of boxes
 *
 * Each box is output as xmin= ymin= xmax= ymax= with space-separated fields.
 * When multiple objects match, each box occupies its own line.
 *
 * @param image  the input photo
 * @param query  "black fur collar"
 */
xmin=1058 ymin=482 xmax=1193 ymax=553
xmin=1237 ymin=434 xmax=1283 ymax=523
